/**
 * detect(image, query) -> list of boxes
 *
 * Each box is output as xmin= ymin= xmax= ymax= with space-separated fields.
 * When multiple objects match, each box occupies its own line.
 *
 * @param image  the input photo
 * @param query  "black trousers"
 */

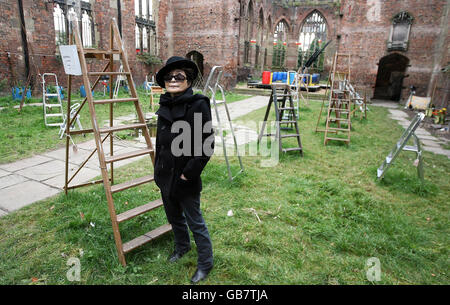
xmin=161 ymin=191 xmax=213 ymax=271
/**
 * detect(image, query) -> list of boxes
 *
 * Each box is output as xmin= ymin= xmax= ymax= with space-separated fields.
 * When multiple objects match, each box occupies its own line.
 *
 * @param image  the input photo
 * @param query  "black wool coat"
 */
xmin=154 ymin=87 xmax=215 ymax=197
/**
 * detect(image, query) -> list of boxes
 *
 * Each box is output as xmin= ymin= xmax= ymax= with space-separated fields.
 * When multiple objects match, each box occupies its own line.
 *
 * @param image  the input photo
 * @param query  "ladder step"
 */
xmin=45 ymin=113 xmax=63 ymax=117
xmin=279 ymin=107 xmax=295 ymax=110
xmin=327 ymin=127 xmax=350 ymax=131
xmin=116 ymin=199 xmax=163 ymax=223
xmin=325 ymin=137 xmax=350 ymax=142
xmin=328 ymin=108 xmax=349 ymax=113
xmin=279 ymin=121 xmax=297 ymax=124
xmin=94 ymin=97 xmax=139 ymax=105
xmin=328 ymin=117 xmax=350 ymax=121
xmin=105 ymin=148 xmax=154 ymax=163
xmin=122 ymin=224 xmax=172 ymax=254
xmin=99 ymin=123 xmax=146 ymax=134
xmin=281 ymin=134 xmax=300 ymax=138
xmin=84 ymin=49 xmax=120 ymax=55
xmin=45 ymin=104 xmax=63 ymax=108
xmin=111 ymin=175 xmax=154 ymax=194
xmin=45 ymin=93 xmax=59 ymax=97
xmin=88 ymin=72 xmax=130 ymax=76
xmin=282 ymin=147 xmax=302 ymax=152
xmin=46 ymin=123 xmax=63 ymax=127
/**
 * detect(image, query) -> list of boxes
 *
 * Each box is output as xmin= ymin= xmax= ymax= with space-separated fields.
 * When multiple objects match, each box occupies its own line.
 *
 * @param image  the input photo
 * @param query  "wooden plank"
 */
xmin=325 ymin=137 xmax=350 ymax=142
xmin=110 ymin=175 xmax=154 ymax=194
xmin=105 ymin=148 xmax=154 ymax=163
xmin=122 ymin=224 xmax=172 ymax=253
xmin=116 ymin=199 xmax=163 ymax=223
xmin=99 ymin=123 xmax=146 ymax=134
xmin=94 ymin=97 xmax=139 ymax=105
xmin=88 ymin=72 xmax=130 ymax=76
xmin=281 ymin=134 xmax=300 ymax=138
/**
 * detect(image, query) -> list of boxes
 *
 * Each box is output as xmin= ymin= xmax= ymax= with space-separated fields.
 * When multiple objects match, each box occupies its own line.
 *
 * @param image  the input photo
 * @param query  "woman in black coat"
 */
xmin=154 ymin=56 xmax=214 ymax=283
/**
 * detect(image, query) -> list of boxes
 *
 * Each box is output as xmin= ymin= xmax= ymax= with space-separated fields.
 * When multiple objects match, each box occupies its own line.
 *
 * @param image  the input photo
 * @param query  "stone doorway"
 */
xmin=374 ymin=53 xmax=409 ymax=101
xmin=186 ymin=51 xmax=204 ymax=76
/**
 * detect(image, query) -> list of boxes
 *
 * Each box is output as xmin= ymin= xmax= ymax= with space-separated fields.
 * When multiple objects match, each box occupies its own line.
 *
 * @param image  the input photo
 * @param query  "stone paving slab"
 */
xmin=0 ymin=174 xmax=28 ymax=190
xmin=43 ymin=166 xmax=100 ymax=189
xmin=0 ymin=155 xmax=53 ymax=172
xmin=0 ymin=180 xmax=60 ymax=212
xmin=15 ymin=159 xmax=68 ymax=182
xmin=0 ymin=168 xmax=10 ymax=178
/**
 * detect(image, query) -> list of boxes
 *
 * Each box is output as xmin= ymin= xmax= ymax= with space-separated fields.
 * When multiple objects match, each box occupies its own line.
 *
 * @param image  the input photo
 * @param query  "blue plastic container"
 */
xmin=312 ymin=73 xmax=320 ymax=84
xmin=289 ymin=72 xmax=296 ymax=85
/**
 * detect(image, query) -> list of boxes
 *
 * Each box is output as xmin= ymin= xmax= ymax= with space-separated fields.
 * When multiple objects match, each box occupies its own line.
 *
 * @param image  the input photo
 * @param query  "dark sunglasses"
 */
xmin=163 ymin=73 xmax=187 ymax=82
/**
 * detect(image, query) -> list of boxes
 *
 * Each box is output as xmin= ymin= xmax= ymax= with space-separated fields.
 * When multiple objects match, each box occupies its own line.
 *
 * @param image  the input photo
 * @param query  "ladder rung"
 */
xmin=45 ymin=113 xmax=63 ymax=117
xmin=325 ymin=137 xmax=350 ymax=142
xmin=45 ymin=104 xmax=63 ymax=108
xmin=88 ymin=72 xmax=130 ymax=76
xmin=328 ymin=108 xmax=349 ymax=113
xmin=328 ymin=117 xmax=349 ymax=121
xmin=99 ymin=123 xmax=146 ymax=134
xmin=105 ymin=148 xmax=153 ymax=163
xmin=116 ymin=199 xmax=163 ymax=223
xmin=122 ymin=224 xmax=172 ymax=254
xmin=94 ymin=97 xmax=139 ymax=105
xmin=45 ymin=93 xmax=59 ymax=97
xmin=46 ymin=123 xmax=63 ymax=127
xmin=279 ymin=107 xmax=295 ymax=110
xmin=281 ymin=134 xmax=300 ymax=138
xmin=282 ymin=147 xmax=302 ymax=152
xmin=327 ymin=127 xmax=350 ymax=131
xmin=84 ymin=49 xmax=120 ymax=55
xmin=110 ymin=175 xmax=154 ymax=194
xmin=279 ymin=121 xmax=296 ymax=124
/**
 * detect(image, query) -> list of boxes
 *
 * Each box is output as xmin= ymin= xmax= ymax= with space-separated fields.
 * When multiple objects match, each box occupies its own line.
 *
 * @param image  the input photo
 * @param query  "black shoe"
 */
xmin=190 ymin=267 xmax=212 ymax=284
xmin=168 ymin=248 xmax=190 ymax=263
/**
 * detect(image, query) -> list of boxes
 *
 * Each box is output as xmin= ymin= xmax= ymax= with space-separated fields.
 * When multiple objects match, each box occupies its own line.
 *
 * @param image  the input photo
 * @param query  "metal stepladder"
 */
xmin=202 ymin=66 xmax=244 ymax=181
xmin=42 ymin=73 xmax=64 ymax=127
xmin=377 ymin=112 xmax=425 ymax=181
xmin=323 ymin=52 xmax=352 ymax=145
xmin=64 ymin=18 xmax=171 ymax=266
xmin=258 ymin=83 xmax=303 ymax=156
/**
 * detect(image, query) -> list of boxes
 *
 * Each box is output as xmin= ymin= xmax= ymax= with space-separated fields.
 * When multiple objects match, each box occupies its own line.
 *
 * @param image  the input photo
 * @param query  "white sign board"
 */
xmin=59 ymin=45 xmax=82 ymax=76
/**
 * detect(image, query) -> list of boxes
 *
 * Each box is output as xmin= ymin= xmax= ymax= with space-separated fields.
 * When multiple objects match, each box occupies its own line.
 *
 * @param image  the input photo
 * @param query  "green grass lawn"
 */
xmin=0 ymin=89 xmax=250 ymax=164
xmin=0 ymin=99 xmax=448 ymax=285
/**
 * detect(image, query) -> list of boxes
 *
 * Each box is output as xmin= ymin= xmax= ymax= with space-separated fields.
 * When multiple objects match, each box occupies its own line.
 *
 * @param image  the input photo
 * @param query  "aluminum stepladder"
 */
xmin=258 ymin=83 xmax=303 ymax=156
xmin=58 ymin=102 xmax=83 ymax=139
xmin=202 ymin=66 xmax=244 ymax=181
xmin=324 ymin=52 xmax=352 ymax=145
xmin=377 ymin=112 xmax=425 ymax=181
xmin=64 ymin=18 xmax=171 ymax=266
xmin=42 ymin=73 xmax=64 ymax=127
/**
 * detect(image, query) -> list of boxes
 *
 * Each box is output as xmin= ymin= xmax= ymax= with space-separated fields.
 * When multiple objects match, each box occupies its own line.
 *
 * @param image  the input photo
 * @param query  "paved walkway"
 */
xmin=0 ymin=96 xmax=269 ymax=217
xmin=371 ymin=100 xmax=450 ymax=159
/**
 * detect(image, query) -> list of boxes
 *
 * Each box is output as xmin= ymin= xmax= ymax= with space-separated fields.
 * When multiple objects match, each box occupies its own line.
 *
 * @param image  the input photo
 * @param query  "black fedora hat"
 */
xmin=156 ymin=56 xmax=199 ymax=88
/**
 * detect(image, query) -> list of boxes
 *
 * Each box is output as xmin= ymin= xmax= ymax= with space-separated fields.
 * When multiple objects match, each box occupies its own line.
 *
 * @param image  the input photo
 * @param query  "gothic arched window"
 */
xmin=297 ymin=11 xmax=327 ymax=71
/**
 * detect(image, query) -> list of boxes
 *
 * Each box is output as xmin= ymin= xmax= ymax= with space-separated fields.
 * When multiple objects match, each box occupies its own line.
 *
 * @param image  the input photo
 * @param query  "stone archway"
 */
xmin=374 ymin=53 xmax=409 ymax=101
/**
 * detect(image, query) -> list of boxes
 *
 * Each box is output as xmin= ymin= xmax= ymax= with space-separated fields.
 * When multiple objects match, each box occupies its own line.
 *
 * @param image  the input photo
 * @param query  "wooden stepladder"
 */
xmin=258 ymin=83 xmax=303 ymax=156
xmin=64 ymin=18 xmax=171 ymax=266
xmin=323 ymin=52 xmax=352 ymax=145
